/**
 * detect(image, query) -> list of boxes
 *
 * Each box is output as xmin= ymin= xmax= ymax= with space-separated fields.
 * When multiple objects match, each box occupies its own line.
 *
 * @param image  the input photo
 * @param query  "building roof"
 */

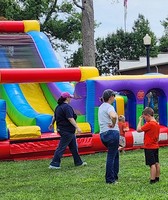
xmin=119 ymin=53 xmax=168 ymax=71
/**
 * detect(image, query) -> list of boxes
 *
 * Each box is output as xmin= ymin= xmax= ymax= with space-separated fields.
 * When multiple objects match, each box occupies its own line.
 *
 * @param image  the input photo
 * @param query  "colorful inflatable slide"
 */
xmin=0 ymin=20 xmax=168 ymax=161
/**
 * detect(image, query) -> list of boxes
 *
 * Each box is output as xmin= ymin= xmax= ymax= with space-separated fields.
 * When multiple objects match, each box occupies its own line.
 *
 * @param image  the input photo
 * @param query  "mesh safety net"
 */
xmin=0 ymin=33 xmax=44 ymax=68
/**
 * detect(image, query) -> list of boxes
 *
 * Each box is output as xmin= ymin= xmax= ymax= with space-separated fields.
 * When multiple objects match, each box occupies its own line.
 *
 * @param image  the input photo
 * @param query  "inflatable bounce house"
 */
xmin=0 ymin=20 xmax=168 ymax=161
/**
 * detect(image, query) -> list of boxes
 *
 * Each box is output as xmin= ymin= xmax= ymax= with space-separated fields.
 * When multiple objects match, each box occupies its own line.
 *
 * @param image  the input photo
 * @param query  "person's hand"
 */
xmin=48 ymin=124 xmax=54 ymax=131
xmin=76 ymin=127 xmax=82 ymax=134
xmin=123 ymin=127 xmax=129 ymax=132
xmin=139 ymin=115 xmax=143 ymax=121
xmin=108 ymin=123 xmax=115 ymax=128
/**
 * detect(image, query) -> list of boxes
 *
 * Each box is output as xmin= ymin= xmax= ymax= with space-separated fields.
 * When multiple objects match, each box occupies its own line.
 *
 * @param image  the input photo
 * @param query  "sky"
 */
xmin=94 ymin=0 xmax=168 ymax=39
xmin=57 ymin=0 xmax=168 ymax=66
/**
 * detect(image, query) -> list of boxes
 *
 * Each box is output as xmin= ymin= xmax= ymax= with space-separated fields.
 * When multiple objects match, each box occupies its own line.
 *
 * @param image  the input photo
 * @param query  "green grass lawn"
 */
xmin=0 ymin=147 xmax=167 ymax=200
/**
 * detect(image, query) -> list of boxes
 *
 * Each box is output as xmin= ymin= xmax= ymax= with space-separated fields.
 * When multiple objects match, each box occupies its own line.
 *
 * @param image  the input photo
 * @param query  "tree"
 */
xmin=161 ymin=17 xmax=168 ymax=35
xmin=0 ymin=0 xmax=21 ymax=19
xmin=81 ymin=0 xmax=95 ymax=66
xmin=67 ymin=47 xmax=83 ymax=67
xmin=72 ymin=0 xmax=95 ymax=66
xmin=159 ymin=35 xmax=168 ymax=52
xmin=131 ymin=14 xmax=158 ymax=58
xmin=159 ymin=17 xmax=168 ymax=52
xmin=95 ymin=14 xmax=158 ymax=75
xmin=96 ymin=29 xmax=134 ymax=75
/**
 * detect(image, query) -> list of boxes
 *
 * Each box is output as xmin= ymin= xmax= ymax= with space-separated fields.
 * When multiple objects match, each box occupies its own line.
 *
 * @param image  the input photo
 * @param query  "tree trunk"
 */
xmin=82 ymin=0 xmax=95 ymax=66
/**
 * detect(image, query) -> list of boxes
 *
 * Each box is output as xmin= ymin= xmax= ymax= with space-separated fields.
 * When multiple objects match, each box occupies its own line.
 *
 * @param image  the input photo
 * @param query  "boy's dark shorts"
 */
xmin=144 ymin=149 xmax=159 ymax=166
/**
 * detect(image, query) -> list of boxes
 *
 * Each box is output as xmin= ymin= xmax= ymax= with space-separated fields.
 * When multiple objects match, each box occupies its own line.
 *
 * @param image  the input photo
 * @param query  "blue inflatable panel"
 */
xmin=0 ymin=100 xmax=8 ymax=140
xmin=28 ymin=31 xmax=74 ymax=94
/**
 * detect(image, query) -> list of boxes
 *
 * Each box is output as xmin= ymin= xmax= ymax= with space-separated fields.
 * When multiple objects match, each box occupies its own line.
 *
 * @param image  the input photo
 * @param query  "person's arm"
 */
xmin=48 ymin=116 xmax=55 ymax=130
xmin=136 ymin=116 xmax=143 ymax=132
xmin=68 ymin=118 xmax=82 ymax=134
xmin=108 ymin=111 xmax=117 ymax=128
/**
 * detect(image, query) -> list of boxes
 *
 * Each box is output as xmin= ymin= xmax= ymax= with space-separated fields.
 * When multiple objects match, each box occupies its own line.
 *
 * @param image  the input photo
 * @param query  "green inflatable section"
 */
xmin=40 ymin=83 xmax=86 ymax=123
xmin=136 ymin=104 xmax=144 ymax=126
xmin=77 ymin=115 xmax=86 ymax=123
xmin=0 ymin=85 xmax=36 ymax=126
xmin=94 ymin=107 xmax=99 ymax=133
xmin=40 ymin=83 xmax=57 ymax=110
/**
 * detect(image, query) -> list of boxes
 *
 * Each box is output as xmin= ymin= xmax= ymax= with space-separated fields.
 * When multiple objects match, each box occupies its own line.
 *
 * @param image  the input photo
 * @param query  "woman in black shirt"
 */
xmin=48 ymin=92 xmax=87 ymax=169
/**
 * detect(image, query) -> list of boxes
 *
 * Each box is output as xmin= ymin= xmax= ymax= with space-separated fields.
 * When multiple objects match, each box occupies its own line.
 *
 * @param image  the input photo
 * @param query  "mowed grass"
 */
xmin=0 ymin=147 xmax=167 ymax=200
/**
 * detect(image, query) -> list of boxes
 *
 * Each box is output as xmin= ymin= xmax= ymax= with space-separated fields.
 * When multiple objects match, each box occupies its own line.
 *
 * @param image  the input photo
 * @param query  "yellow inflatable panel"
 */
xmin=89 ymin=74 xmax=168 ymax=81
xmin=76 ymin=122 xmax=91 ymax=134
xmin=23 ymin=20 xmax=40 ymax=32
xmin=6 ymin=113 xmax=41 ymax=140
xmin=79 ymin=67 xmax=99 ymax=81
xmin=19 ymin=83 xmax=53 ymax=115
xmin=6 ymin=114 xmax=16 ymax=129
xmin=115 ymin=96 xmax=125 ymax=116
xmin=20 ymin=83 xmax=55 ymax=130
xmin=10 ymin=126 xmax=41 ymax=140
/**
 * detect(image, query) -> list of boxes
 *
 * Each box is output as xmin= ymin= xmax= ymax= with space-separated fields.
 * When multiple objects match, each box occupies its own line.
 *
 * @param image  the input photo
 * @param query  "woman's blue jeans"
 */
xmin=100 ymin=130 xmax=119 ymax=183
xmin=50 ymin=131 xmax=83 ymax=167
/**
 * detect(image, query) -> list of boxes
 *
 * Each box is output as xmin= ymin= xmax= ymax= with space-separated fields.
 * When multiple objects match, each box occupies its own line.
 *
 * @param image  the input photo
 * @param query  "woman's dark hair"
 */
xmin=57 ymin=96 xmax=66 ymax=105
xmin=100 ymin=97 xmax=104 ymax=103
xmin=101 ymin=89 xmax=116 ymax=102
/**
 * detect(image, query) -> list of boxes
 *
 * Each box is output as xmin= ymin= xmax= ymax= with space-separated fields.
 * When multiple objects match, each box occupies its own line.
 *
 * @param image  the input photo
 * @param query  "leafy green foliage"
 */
xmin=70 ymin=14 xmax=160 ymax=74
xmin=159 ymin=17 xmax=168 ymax=52
xmin=96 ymin=30 xmax=135 ymax=75
xmin=43 ymin=13 xmax=82 ymax=43
xmin=159 ymin=35 xmax=168 ymax=52
xmin=161 ymin=17 xmax=168 ymax=35
xmin=95 ymin=14 xmax=158 ymax=75
xmin=67 ymin=47 xmax=83 ymax=67
xmin=132 ymin=14 xmax=158 ymax=57
xmin=0 ymin=0 xmax=21 ymax=19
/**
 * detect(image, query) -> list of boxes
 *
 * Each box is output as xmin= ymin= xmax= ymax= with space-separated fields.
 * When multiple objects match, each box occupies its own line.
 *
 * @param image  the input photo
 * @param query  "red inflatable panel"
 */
xmin=159 ymin=125 xmax=168 ymax=146
xmin=160 ymin=125 xmax=168 ymax=133
xmin=125 ymin=131 xmax=134 ymax=148
xmin=0 ymin=68 xmax=81 ymax=83
xmin=92 ymin=134 xmax=107 ymax=152
xmin=9 ymin=136 xmax=96 ymax=160
xmin=0 ymin=140 xmax=10 ymax=159
xmin=0 ymin=21 xmax=24 ymax=33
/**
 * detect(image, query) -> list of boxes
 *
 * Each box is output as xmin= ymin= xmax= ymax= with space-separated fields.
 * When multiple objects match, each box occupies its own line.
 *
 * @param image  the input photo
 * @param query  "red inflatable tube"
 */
xmin=92 ymin=134 xmax=107 ymax=152
xmin=125 ymin=131 xmax=134 ymax=148
xmin=0 ymin=140 xmax=10 ymax=160
xmin=0 ymin=21 xmax=24 ymax=33
xmin=0 ymin=68 xmax=81 ymax=83
xmin=159 ymin=126 xmax=168 ymax=146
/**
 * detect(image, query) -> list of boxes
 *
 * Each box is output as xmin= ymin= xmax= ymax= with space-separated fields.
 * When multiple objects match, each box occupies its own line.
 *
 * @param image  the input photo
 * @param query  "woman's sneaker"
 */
xmin=75 ymin=162 xmax=87 ymax=167
xmin=81 ymin=162 xmax=87 ymax=166
xmin=49 ymin=165 xmax=61 ymax=169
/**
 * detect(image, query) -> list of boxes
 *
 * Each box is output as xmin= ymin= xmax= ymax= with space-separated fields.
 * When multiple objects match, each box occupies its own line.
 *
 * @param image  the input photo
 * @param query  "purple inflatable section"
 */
xmin=48 ymin=82 xmax=86 ymax=115
xmin=70 ymin=82 xmax=86 ymax=115
xmin=94 ymin=78 xmax=168 ymax=105
xmin=48 ymin=82 xmax=61 ymax=99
